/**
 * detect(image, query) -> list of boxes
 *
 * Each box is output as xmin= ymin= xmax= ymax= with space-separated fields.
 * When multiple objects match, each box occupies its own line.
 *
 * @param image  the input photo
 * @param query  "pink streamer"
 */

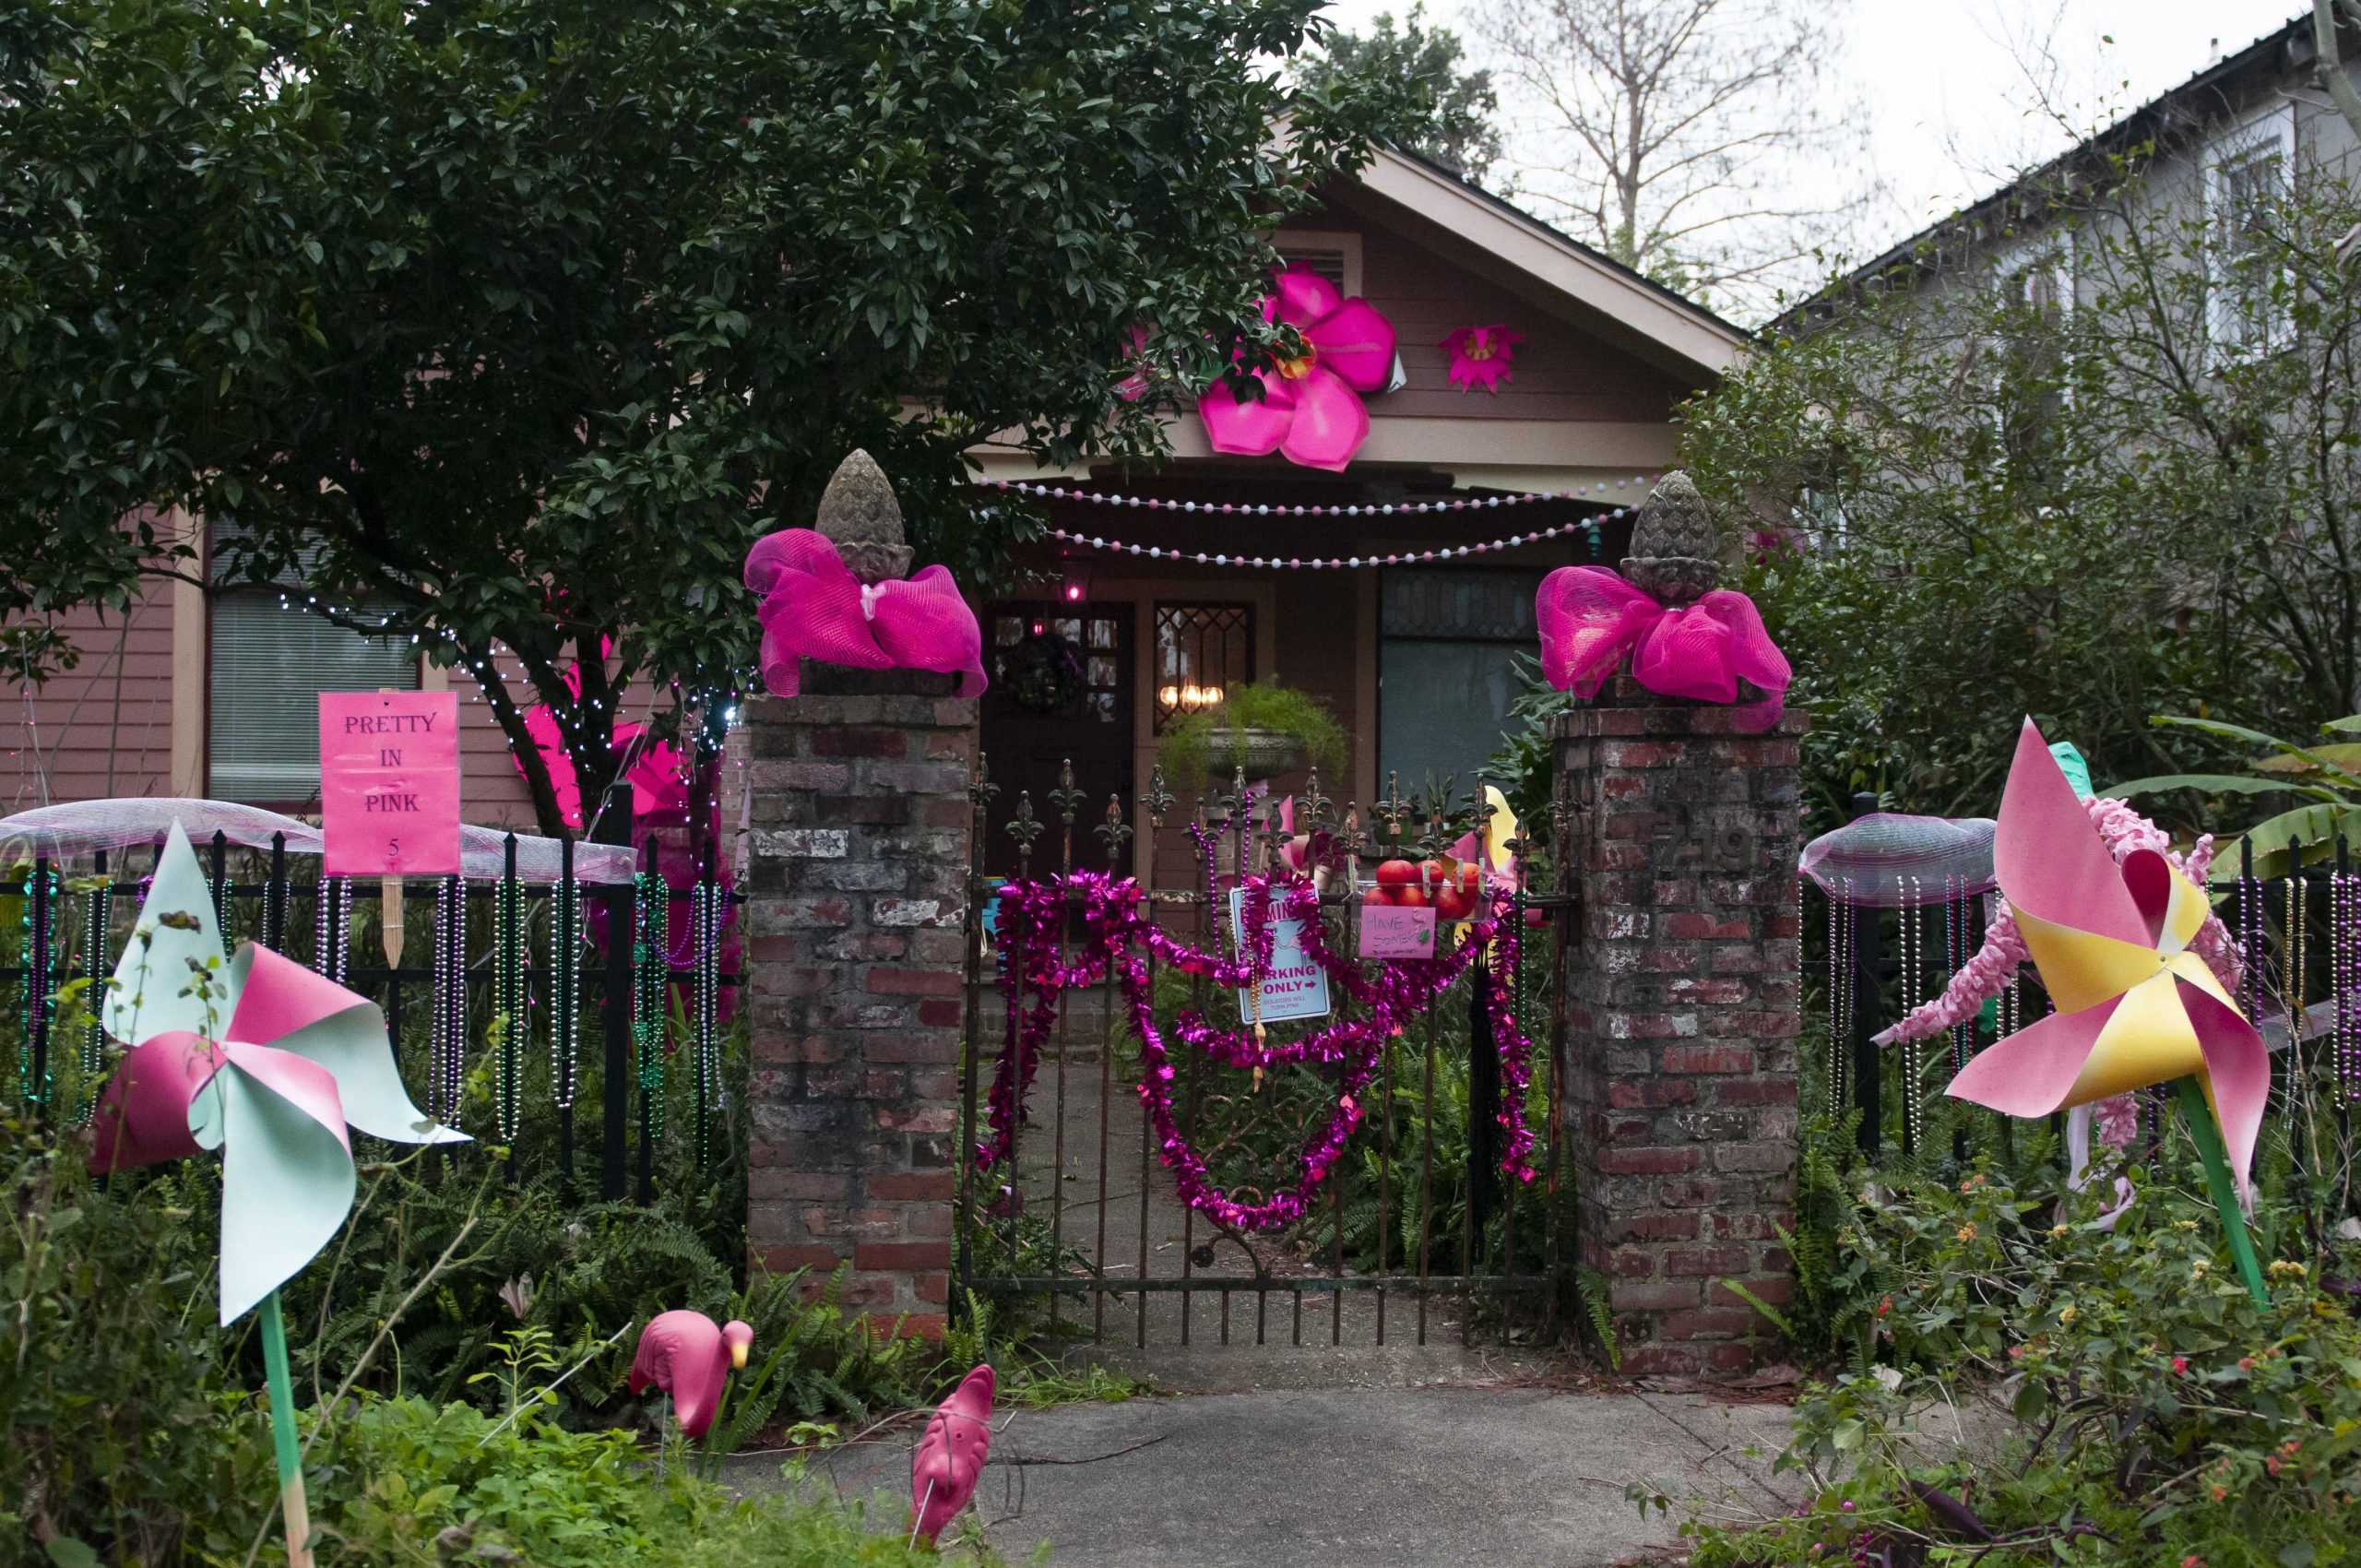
xmin=742 ymin=529 xmax=986 ymax=700
xmin=1536 ymin=565 xmax=1791 ymax=731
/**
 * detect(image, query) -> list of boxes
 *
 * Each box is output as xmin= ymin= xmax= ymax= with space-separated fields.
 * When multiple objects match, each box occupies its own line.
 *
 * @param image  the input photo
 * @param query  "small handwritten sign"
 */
xmin=319 ymin=691 xmax=460 ymax=875
xmin=1227 ymin=888 xmax=1332 ymax=1024
xmin=1358 ymin=902 xmax=1437 ymax=959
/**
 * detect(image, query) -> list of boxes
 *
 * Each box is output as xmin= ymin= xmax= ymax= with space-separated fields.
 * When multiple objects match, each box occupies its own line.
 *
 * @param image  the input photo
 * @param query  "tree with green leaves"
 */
xmin=1680 ymin=141 xmax=2361 ymax=827
xmin=1295 ymin=5 xmax=1503 ymax=184
xmin=0 ymin=0 xmax=1403 ymax=834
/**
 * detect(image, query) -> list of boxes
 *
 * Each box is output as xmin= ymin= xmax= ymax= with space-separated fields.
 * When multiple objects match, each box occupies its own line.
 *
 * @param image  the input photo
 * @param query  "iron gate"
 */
xmin=955 ymin=759 xmax=1573 ymax=1350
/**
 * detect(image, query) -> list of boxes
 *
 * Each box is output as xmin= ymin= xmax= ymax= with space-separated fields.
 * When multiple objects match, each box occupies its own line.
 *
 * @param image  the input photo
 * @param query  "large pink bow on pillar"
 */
xmin=1535 ymin=565 xmax=1792 ymax=732
xmin=743 ymin=529 xmax=988 ymax=700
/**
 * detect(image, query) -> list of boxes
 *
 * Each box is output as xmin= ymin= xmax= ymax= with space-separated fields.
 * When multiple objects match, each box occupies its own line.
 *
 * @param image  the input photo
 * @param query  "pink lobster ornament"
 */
xmin=628 ymin=1311 xmax=753 ymax=1440
xmin=910 ymin=1364 xmax=996 ymax=1549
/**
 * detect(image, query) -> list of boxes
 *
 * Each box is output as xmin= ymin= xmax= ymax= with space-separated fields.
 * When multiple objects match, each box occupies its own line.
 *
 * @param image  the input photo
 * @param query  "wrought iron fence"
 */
xmin=1810 ymin=792 xmax=2361 ymax=1210
xmin=956 ymin=756 xmax=1575 ymax=1351
xmin=5 ymin=826 xmax=740 ymax=1204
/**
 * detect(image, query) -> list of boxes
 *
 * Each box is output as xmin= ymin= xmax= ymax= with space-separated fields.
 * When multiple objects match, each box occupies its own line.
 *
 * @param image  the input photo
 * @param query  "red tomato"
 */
xmin=1360 ymin=885 xmax=1398 ymax=908
xmin=1418 ymin=858 xmax=1454 ymax=893
xmin=1392 ymin=885 xmax=1429 ymax=909
xmin=1432 ymin=885 xmax=1473 ymax=921
xmin=1374 ymin=859 xmax=1419 ymax=887
xmin=1458 ymin=861 xmax=1483 ymax=897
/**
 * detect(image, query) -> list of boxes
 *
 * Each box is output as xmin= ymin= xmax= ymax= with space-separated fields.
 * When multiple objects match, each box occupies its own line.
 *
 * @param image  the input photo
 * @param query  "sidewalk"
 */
xmin=726 ymin=1374 xmax=1804 ymax=1567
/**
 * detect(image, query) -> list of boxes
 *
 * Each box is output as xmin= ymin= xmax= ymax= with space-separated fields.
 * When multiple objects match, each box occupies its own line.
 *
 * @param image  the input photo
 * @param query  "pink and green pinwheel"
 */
xmin=89 ymin=821 xmax=466 ymax=1325
xmin=1948 ymin=721 xmax=2271 ymax=1301
xmin=1197 ymin=263 xmax=1398 ymax=471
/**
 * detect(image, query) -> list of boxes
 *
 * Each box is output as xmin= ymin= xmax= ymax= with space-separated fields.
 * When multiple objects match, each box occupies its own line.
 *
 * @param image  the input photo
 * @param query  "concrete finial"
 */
xmin=1620 ymin=469 xmax=1722 ymax=605
xmin=815 ymin=449 xmax=914 ymax=585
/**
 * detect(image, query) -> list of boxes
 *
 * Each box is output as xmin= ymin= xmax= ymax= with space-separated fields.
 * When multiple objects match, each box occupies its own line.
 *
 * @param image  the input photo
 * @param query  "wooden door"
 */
xmin=979 ymin=601 xmax=1133 ymax=876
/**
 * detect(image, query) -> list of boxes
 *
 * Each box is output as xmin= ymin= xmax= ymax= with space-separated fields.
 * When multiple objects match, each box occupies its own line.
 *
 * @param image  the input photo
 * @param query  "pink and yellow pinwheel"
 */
xmin=743 ymin=529 xmax=988 ymax=700
xmin=1197 ymin=264 xmax=1398 ymax=471
xmin=1441 ymin=325 xmax=1523 ymax=394
xmin=89 ymin=821 xmax=466 ymax=1324
xmin=1949 ymin=723 xmax=2270 ymax=1292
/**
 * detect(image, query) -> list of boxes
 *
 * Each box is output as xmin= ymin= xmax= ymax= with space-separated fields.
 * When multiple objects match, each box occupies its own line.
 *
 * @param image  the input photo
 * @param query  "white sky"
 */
xmin=1322 ymin=0 xmax=2308 ymax=261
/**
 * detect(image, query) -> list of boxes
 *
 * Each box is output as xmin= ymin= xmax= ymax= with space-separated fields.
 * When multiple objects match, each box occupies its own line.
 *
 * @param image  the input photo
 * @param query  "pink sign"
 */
xmin=319 ymin=692 xmax=460 ymax=875
xmin=1358 ymin=903 xmax=1438 ymax=959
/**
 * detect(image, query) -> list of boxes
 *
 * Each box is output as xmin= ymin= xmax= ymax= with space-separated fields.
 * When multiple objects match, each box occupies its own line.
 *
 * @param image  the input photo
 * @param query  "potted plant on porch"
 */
xmin=1158 ymin=679 xmax=1349 ymax=790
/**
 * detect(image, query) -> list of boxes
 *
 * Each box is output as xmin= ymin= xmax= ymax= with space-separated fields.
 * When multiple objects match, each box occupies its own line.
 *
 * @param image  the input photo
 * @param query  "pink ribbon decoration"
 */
xmin=1536 ymin=564 xmax=1792 ymax=731
xmin=742 ymin=529 xmax=987 ymax=700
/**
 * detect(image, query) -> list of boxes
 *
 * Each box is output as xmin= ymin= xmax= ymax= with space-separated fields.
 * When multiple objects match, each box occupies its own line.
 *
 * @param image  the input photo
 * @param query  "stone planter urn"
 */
xmin=1192 ymin=727 xmax=1306 ymax=789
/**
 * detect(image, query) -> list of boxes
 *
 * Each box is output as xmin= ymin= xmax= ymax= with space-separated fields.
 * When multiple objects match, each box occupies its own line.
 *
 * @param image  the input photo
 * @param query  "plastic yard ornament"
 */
xmin=1947 ymin=721 xmax=2270 ymax=1303
xmin=87 ymin=820 xmax=465 ymax=1564
xmin=910 ymin=1364 xmax=996 ymax=1549
xmin=627 ymin=1311 xmax=754 ymax=1440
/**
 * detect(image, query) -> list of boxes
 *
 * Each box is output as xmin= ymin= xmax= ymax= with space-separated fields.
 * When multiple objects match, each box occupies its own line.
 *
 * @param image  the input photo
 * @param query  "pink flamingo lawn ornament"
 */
xmin=909 ymin=1364 xmax=996 ymax=1549
xmin=628 ymin=1311 xmax=754 ymax=1440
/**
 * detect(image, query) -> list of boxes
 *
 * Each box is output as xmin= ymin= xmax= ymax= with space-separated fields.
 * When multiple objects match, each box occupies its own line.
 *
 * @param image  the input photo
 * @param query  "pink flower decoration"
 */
xmin=1197 ymin=264 xmax=1396 ymax=471
xmin=1441 ymin=324 xmax=1522 ymax=394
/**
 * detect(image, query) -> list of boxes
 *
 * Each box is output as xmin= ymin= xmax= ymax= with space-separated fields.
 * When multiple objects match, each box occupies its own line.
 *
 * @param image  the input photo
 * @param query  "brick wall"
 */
xmin=740 ymin=664 xmax=977 ymax=1335
xmin=1553 ymin=678 xmax=1806 ymax=1377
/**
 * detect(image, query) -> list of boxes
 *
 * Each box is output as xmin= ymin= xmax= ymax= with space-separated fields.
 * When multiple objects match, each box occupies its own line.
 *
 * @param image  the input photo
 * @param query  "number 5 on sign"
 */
xmin=319 ymin=692 xmax=461 ymax=877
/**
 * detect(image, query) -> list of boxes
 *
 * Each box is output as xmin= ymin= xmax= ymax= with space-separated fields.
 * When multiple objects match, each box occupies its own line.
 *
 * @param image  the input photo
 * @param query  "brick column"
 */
xmin=741 ymin=663 xmax=976 ymax=1335
xmin=1554 ymin=678 xmax=1806 ymax=1376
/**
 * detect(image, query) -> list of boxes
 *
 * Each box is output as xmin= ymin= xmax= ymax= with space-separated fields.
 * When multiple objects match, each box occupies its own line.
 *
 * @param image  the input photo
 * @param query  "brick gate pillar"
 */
xmin=740 ymin=669 xmax=975 ymax=1334
xmin=1552 ymin=682 xmax=1806 ymax=1376
xmin=738 ymin=451 xmax=977 ymax=1336
xmin=1545 ymin=472 xmax=1808 ymax=1377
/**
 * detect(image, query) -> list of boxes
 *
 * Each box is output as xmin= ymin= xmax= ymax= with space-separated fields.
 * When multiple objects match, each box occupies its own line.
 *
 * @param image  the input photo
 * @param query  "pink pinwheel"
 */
xmin=1197 ymin=264 xmax=1397 ymax=471
xmin=744 ymin=529 xmax=987 ymax=700
xmin=87 ymin=822 xmax=466 ymax=1324
xmin=628 ymin=1310 xmax=754 ymax=1440
xmin=1950 ymin=722 xmax=2271 ymax=1243
xmin=1536 ymin=564 xmax=1792 ymax=731
xmin=1442 ymin=324 xmax=1523 ymax=394
xmin=910 ymin=1364 xmax=995 ymax=1548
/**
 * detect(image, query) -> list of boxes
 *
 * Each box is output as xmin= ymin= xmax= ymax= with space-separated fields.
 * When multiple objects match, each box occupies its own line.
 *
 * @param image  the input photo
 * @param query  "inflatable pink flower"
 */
xmin=1197 ymin=264 xmax=1396 ymax=471
xmin=1442 ymin=324 xmax=1522 ymax=393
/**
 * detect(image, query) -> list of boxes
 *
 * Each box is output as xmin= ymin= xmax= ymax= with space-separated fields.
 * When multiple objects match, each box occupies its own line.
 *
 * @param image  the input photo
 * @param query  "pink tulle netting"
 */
xmin=0 ymin=798 xmax=635 ymax=885
xmin=1797 ymin=813 xmax=1998 ymax=909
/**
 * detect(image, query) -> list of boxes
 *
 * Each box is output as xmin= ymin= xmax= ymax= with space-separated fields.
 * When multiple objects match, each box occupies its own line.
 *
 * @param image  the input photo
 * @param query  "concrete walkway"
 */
xmin=727 ymin=1376 xmax=1805 ymax=1567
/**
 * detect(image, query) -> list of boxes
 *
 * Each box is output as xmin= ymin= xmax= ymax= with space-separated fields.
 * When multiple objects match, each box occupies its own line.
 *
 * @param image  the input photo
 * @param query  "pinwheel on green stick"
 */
xmin=88 ymin=821 xmax=466 ymax=1566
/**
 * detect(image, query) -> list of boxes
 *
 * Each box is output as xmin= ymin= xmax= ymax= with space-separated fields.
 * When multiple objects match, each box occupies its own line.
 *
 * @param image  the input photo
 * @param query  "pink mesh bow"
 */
xmin=1536 ymin=565 xmax=1791 ymax=731
xmin=743 ymin=529 xmax=987 ymax=700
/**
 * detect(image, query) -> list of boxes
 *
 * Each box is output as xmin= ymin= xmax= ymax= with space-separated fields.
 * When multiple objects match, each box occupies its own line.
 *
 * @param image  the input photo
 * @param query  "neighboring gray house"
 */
xmin=1787 ymin=13 xmax=2358 ymax=352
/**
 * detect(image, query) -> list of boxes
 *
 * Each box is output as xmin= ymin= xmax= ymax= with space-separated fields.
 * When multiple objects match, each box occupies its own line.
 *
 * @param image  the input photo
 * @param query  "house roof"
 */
xmin=1786 ymin=11 xmax=2319 ymax=329
xmin=1349 ymin=145 xmax=1750 ymax=380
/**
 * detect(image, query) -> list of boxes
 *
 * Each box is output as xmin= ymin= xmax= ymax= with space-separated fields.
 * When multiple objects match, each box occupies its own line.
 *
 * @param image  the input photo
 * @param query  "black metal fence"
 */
xmin=6 ymin=823 xmax=740 ymax=1205
xmin=1816 ymin=790 xmax=2361 ymax=1196
xmin=957 ymin=760 xmax=1575 ymax=1351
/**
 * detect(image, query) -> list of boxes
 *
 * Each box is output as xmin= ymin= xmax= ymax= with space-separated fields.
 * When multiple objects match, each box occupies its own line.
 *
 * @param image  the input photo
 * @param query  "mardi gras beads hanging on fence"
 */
xmin=2333 ymin=861 xmax=2358 ymax=1103
xmin=1897 ymin=877 xmax=1924 ymax=1154
xmin=430 ymin=875 xmax=467 ymax=1127
xmin=76 ymin=870 xmax=112 ymax=1125
xmin=17 ymin=866 xmax=59 ymax=1107
xmin=632 ymin=872 xmax=670 ymax=1144
xmin=690 ymin=876 xmax=724 ymax=1168
xmin=314 ymin=877 xmax=352 ymax=984
xmin=493 ymin=871 xmax=528 ymax=1145
xmin=548 ymin=877 xmax=585 ymax=1114
xmin=1825 ymin=877 xmax=1854 ymax=1114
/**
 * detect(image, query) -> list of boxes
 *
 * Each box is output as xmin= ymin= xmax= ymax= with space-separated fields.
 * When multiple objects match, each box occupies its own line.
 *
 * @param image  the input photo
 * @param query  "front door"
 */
xmin=980 ymin=601 xmax=1133 ymax=876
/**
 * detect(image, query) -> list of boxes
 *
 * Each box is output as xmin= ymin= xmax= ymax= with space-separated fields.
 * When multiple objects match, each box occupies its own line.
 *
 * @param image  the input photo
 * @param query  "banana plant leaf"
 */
xmin=2103 ymin=772 xmax=2340 ymax=802
xmin=2201 ymin=802 xmax=2361 ymax=883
